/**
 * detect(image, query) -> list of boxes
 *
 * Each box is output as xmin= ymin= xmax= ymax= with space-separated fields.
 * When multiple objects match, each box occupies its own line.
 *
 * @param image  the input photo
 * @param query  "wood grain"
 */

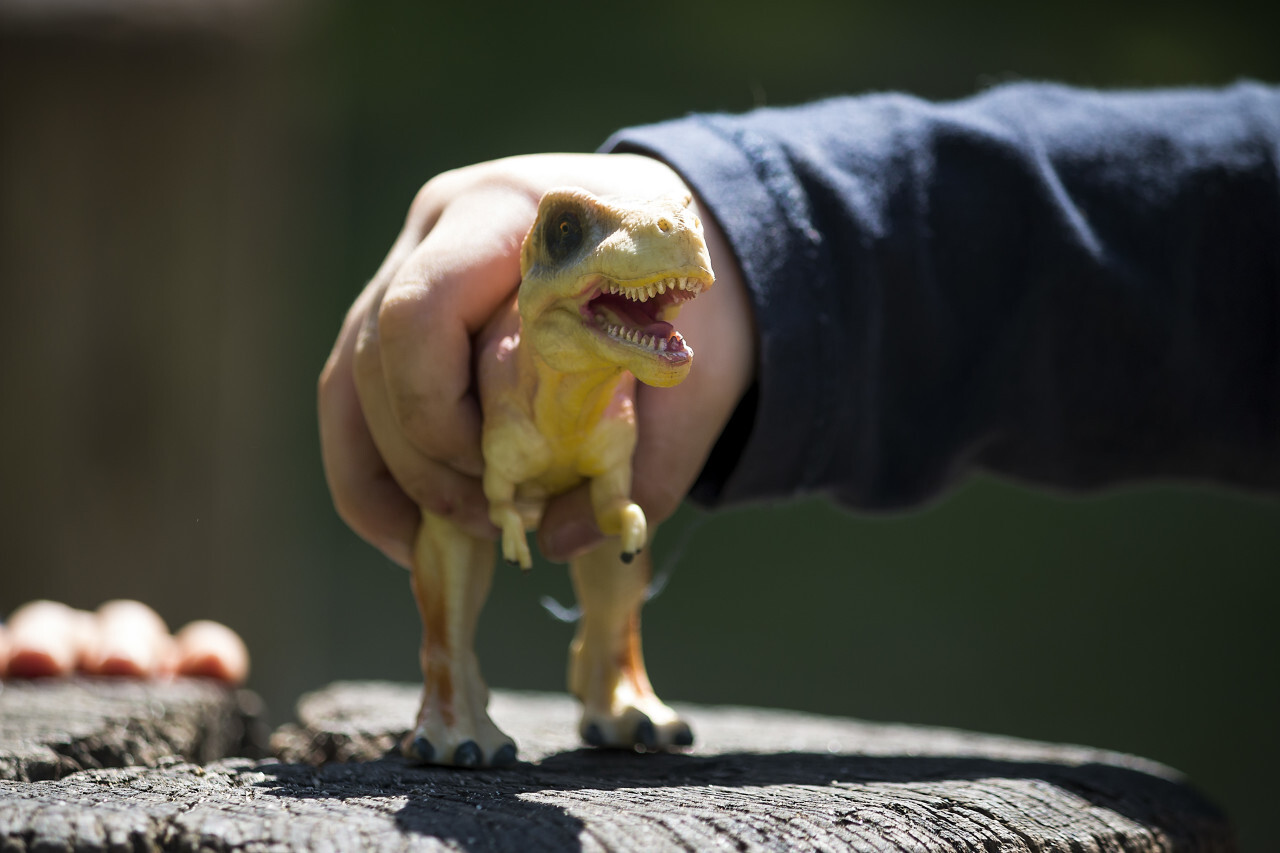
xmin=0 ymin=680 xmax=1234 ymax=852
xmin=0 ymin=677 xmax=266 ymax=782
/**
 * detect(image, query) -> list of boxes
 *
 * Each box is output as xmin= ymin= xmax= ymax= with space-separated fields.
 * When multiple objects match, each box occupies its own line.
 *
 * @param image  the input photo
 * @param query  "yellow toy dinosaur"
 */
xmin=404 ymin=187 xmax=715 ymax=767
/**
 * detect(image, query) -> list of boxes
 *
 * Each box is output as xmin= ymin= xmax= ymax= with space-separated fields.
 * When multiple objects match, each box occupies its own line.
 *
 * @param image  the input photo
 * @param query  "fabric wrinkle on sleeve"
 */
xmin=603 ymin=82 xmax=1280 ymax=511
xmin=604 ymin=112 xmax=865 ymax=506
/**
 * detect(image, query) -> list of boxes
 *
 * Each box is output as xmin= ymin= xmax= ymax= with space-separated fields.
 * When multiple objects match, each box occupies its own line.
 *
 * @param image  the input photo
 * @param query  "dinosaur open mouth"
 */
xmin=582 ymin=275 xmax=707 ymax=361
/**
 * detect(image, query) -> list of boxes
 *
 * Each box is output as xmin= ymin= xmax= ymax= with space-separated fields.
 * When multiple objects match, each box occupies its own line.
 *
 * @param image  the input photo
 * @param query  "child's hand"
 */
xmin=318 ymin=153 xmax=755 ymax=567
xmin=2 ymin=600 xmax=249 ymax=685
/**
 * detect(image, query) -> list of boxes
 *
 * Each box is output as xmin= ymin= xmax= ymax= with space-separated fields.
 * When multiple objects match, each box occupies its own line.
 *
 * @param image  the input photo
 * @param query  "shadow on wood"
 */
xmin=247 ymin=749 xmax=1230 ymax=852
xmin=0 ymin=680 xmax=1234 ymax=852
xmin=0 ymin=678 xmax=266 ymax=782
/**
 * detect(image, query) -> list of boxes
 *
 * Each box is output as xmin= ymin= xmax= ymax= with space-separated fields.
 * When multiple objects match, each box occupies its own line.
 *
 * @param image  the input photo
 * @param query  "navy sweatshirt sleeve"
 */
xmin=603 ymin=82 xmax=1280 ymax=510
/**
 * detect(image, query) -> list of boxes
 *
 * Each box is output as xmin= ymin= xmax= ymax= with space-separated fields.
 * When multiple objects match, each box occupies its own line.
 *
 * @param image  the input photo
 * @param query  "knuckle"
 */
xmin=407 ymin=174 xmax=447 ymax=223
xmin=330 ymin=488 xmax=376 ymax=538
xmin=392 ymin=391 xmax=443 ymax=449
xmin=407 ymin=166 xmax=472 ymax=223
xmin=376 ymin=283 xmax=431 ymax=343
xmin=398 ymin=472 xmax=447 ymax=515
xmin=351 ymin=331 xmax=381 ymax=386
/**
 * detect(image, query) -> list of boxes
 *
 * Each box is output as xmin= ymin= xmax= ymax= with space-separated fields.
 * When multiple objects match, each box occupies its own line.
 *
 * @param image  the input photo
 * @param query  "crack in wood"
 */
xmin=0 ymin=680 xmax=1235 ymax=852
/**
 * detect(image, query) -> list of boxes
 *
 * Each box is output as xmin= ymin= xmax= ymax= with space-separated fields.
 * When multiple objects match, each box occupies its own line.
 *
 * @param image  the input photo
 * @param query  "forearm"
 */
xmin=606 ymin=82 xmax=1280 ymax=508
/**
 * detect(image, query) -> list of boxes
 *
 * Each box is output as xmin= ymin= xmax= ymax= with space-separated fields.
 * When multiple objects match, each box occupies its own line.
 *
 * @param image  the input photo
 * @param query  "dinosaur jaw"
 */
xmin=580 ymin=273 xmax=710 ymax=373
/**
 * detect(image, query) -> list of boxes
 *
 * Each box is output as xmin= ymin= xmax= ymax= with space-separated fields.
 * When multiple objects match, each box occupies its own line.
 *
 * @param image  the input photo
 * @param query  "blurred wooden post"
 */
xmin=0 ymin=0 xmax=331 ymax=712
xmin=0 ymin=680 xmax=1236 ymax=851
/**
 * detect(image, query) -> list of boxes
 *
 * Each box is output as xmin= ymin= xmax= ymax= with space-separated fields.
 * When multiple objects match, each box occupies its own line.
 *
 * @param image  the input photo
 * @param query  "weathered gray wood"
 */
xmin=0 ymin=677 xmax=267 ymax=781
xmin=0 ymin=680 xmax=1233 ymax=852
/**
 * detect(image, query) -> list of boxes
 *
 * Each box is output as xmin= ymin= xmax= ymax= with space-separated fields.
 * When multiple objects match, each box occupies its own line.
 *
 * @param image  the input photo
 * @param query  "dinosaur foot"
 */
xmin=579 ymin=700 xmax=694 ymax=751
xmin=401 ymin=710 xmax=518 ymax=768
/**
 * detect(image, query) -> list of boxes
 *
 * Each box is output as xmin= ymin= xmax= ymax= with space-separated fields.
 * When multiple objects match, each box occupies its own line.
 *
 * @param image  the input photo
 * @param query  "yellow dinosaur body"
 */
xmin=404 ymin=188 xmax=714 ymax=767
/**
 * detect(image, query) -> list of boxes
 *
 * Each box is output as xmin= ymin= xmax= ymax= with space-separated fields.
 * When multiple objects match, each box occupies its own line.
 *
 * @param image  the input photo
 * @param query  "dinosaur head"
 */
xmin=518 ymin=187 xmax=715 ymax=388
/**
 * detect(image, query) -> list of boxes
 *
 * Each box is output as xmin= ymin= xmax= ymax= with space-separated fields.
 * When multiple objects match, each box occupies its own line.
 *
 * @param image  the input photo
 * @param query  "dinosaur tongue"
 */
xmin=598 ymin=294 xmax=658 ymax=328
xmin=588 ymin=289 xmax=691 ymax=356
xmin=644 ymin=320 xmax=674 ymax=339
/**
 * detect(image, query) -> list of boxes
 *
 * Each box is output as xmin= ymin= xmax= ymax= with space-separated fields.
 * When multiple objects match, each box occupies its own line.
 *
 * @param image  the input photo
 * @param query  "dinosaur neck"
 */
xmin=522 ymin=346 xmax=627 ymax=437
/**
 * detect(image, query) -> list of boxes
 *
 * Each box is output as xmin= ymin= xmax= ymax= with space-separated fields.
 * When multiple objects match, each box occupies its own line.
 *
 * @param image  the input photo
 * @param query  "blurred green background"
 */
xmin=1 ymin=0 xmax=1276 ymax=848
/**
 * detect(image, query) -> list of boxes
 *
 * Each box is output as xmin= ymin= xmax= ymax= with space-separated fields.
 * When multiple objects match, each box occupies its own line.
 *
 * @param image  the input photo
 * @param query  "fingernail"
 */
xmin=542 ymin=518 xmax=602 ymax=563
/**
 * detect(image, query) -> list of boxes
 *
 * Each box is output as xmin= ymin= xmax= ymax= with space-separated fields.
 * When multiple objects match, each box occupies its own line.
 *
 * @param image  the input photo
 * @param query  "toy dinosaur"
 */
xmin=403 ymin=187 xmax=715 ymax=767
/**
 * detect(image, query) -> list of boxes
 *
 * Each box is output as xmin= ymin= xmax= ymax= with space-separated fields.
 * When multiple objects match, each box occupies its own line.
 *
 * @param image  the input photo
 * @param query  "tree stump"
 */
xmin=0 ymin=680 xmax=1233 ymax=852
xmin=0 ymin=677 xmax=266 ymax=782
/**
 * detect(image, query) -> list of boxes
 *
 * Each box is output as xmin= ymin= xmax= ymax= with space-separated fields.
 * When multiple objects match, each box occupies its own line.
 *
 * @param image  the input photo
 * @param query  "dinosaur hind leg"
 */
xmin=404 ymin=509 xmax=516 ymax=768
xmin=567 ymin=540 xmax=693 ymax=750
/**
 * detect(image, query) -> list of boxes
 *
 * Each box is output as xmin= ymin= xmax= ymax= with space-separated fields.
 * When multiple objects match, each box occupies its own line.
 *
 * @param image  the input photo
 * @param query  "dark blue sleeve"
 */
xmin=603 ymin=82 xmax=1280 ymax=510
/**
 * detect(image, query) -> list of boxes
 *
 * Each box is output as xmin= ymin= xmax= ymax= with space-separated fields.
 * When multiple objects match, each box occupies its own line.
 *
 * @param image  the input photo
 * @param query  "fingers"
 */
xmin=3 ymin=600 xmax=93 ymax=678
xmin=319 ymin=284 xmax=420 ymax=567
xmin=174 ymin=620 xmax=250 ymax=685
xmin=375 ymin=189 xmax=536 ymax=471
xmin=537 ymin=484 xmax=598 ymax=561
xmin=352 ymin=286 xmax=497 ymax=542
xmin=81 ymin=600 xmax=176 ymax=678
xmin=2 ymin=600 xmax=249 ymax=685
xmin=355 ymin=189 xmax=541 ymax=540
xmin=322 ymin=186 xmax=536 ymax=558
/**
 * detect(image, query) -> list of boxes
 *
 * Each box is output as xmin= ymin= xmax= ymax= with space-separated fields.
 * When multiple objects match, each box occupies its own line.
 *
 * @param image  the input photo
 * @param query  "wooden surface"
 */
xmin=0 ymin=677 xmax=266 ymax=782
xmin=0 ymin=679 xmax=1235 ymax=852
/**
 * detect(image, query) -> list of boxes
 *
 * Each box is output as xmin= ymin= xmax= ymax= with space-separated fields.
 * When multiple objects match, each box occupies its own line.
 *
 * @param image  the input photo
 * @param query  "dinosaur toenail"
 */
xmin=492 ymin=743 xmax=518 ymax=766
xmin=634 ymin=716 xmax=658 ymax=750
xmin=409 ymin=736 xmax=435 ymax=763
xmin=454 ymin=740 xmax=482 ymax=767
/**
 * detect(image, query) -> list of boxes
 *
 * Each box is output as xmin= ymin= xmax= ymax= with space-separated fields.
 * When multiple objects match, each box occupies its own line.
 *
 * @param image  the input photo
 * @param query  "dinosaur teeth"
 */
xmin=598 ymin=321 xmax=684 ymax=355
xmin=599 ymin=322 xmax=652 ymax=349
xmin=602 ymin=277 xmax=706 ymax=301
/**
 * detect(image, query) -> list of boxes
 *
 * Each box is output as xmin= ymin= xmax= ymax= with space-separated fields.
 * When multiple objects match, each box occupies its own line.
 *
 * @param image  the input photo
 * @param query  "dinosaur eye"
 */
xmin=545 ymin=209 xmax=583 ymax=263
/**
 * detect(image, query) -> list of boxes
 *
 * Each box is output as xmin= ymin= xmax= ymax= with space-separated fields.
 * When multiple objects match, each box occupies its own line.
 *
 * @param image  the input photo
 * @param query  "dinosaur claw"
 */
xmin=492 ymin=742 xmax=518 ymax=767
xmin=583 ymin=723 xmax=605 ymax=747
xmin=620 ymin=550 xmax=636 ymax=564
xmin=406 ymin=735 xmax=435 ymax=764
xmin=634 ymin=715 xmax=658 ymax=750
xmin=453 ymin=740 xmax=483 ymax=768
xmin=673 ymin=723 xmax=695 ymax=747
